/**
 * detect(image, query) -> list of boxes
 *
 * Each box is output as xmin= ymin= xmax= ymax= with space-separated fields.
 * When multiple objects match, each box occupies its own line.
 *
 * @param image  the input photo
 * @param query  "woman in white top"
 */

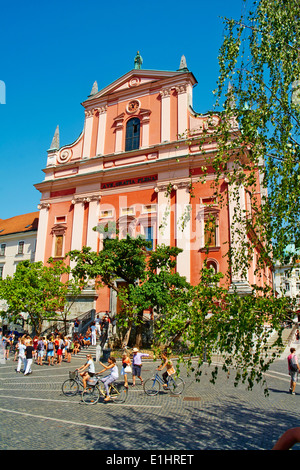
xmin=76 ymin=354 xmax=95 ymax=389
xmin=98 ymin=357 xmax=119 ymax=401
xmin=16 ymin=338 xmax=26 ymax=373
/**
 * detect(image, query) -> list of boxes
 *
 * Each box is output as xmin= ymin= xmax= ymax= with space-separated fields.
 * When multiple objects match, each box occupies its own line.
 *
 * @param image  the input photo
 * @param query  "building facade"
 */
xmin=0 ymin=212 xmax=39 ymax=280
xmin=34 ymin=54 xmax=272 ymax=316
xmin=0 ymin=212 xmax=39 ymax=329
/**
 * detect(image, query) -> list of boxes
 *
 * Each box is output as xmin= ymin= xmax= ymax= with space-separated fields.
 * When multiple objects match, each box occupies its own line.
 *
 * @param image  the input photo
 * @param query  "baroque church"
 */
xmin=34 ymin=53 xmax=273 ymax=317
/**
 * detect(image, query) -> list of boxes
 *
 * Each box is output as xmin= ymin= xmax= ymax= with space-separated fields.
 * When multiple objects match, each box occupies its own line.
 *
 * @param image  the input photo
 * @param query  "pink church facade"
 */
xmin=34 ymin=55 xmax=273 ymax=315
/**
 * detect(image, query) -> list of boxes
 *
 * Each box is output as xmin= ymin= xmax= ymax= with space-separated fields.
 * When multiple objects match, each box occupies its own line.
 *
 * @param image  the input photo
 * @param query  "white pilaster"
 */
xmin=35 ymin=204 xmax=50 ymax=262
xmin=82 ymin=110 xmax=94 ymax=159
xmin=86 ymin=198 xmax=100 ymax=251
xmin=115 ymin=121 xmax=123 ymax=153
xmin=96 ymin=106 xmax=107 ymax=155
xmin=175 ymin=184 xmax=191 ymax=282
xmin=176 ymin=85 xmax=188 ymax=138
xmin=160 ymin=88 xmax=171 ymax=142
xmin=227 ymin=162 xmax=252 ymax=295
xmin=157 ymin=187 xmax=171 ymax=245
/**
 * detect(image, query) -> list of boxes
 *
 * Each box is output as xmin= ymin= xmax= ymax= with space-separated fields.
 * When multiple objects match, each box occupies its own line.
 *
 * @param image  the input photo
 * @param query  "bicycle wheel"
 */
xmin=168 ymin=376 xmax=185 ymax=395
xmin=143 ymin=377 xmax=160 ymax=396
xmin=82 ymin=385 xmax=101 ymax=405
xmin=110 ymin=383 xmax=128 ymax=403
xmin=62 ymin=379 xmax=79 ymax=396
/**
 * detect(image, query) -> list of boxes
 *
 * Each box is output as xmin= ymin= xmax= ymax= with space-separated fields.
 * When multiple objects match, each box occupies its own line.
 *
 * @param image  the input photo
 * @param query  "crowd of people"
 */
xmin=0 ymin=312 xmax=113 ymax=373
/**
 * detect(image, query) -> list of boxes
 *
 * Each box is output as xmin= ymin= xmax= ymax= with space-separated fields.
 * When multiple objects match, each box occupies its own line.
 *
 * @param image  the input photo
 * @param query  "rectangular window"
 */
xmin=143 ymin=205 xmax=157 ymax=214
xmin=18 ymin=241 xmax=24 ymax=255
xmin=121 ymin=207 xmax=135 ymax=216
xmin=0 ymin=244 xmax=6 ymax=256
xmin=0 ymin=265 xmax=3 ymax=279
xmin=100 ymin=210 xmax=113 ymax=218
xmin=204 ymin=219 xmax=216 ymax=247
xmin=54 ymin=235 xmax=64 ymax=258
xmin=145 ymin=226 xmax=154 ymax=251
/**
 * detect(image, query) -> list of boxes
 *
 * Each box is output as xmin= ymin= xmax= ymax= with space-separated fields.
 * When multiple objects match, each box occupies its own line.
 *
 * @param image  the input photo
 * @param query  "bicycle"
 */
xmin=61 ymin=370 xmax=84 ymax=397
xmin=81 ymin=376 xmax=128 ymax=405
xmin=143 ymin=371 xmax=185 ymax=396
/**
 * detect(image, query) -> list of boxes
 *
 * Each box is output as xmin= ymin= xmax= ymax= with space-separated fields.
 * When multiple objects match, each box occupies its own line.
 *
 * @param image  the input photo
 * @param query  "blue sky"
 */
xmin=0 ymin=0 xmax=246 ymax=220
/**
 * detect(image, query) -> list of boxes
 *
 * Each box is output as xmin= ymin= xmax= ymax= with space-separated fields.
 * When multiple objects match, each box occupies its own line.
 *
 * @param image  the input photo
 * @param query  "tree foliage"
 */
xmin=0 ymin=259 xmax=82 ymax=335
xmin=210 ymin=0 xmax=300 ymax=266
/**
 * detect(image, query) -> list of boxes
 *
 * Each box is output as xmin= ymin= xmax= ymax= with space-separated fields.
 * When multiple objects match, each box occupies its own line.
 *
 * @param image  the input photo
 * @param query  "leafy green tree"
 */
xmin=153 ymin=266 xmax=293 ymax=394
xmin=68 ymin=238 xmax=189 ymax=347
xmin=210 ymin=0 xmax=300 ymax=267
xmin=0 ymin=259 xmax=82 ymax=335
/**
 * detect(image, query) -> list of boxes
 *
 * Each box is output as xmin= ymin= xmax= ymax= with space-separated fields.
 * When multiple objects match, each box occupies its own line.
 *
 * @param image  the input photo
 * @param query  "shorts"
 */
xmin=290 ymin=371 xmax=298 ymax=383
xmin=38 ymin=350 xmax=44 ymax=357
xmin=132 ymin=364 xmax=142 ymax=376
xmin=47 ymin=350 xmax=54 ymax=357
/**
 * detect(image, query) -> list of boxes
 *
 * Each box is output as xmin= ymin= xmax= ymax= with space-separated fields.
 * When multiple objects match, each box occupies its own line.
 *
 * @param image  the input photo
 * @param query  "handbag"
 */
xmin=124 ymin=365 xmax=132 ymax=373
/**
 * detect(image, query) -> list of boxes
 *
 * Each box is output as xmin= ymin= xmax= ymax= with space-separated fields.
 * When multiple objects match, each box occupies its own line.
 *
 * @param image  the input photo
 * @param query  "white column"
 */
xmin=175 ymin=184 xmax=191 ymax=282
xmin=157 ymin=187 xmax=171 ymax=245
xmin=96 ymin=106 xmax=107 ymax=155
xmin=82 ymin=110 xmax=94 ymax=159
xmin=69 ymin=200 xmax=85 ymax=274
xmin=176 ymin=85 xmax=188 ymax=138
xmin=141 ymin=117 xmax=150 ymax=148
xmin=115 ymin=121 xmax=123 ymax=153
xmin=35 ymin=204 xmax=50 ymax=262
xmin=227 ymin=162 xmax=252 ymax=295
xmin=160 ymin=88 xmax=171 ymax=142
xmin=86 ymin=198 xmax=100 ymax=251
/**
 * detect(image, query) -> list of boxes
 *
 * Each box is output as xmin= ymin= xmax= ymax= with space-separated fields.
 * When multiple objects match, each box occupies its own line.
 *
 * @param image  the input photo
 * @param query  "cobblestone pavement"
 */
xmin=0 ymin=351 xmax=300 ymax=452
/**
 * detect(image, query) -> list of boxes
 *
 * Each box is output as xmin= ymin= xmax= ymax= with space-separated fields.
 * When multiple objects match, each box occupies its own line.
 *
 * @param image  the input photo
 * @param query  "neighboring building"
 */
xmin=0 ymin=211 xmax=39 ymax=332
xmin=0 ymin=211 xmax=39 ymax=279
xmin=274 ymin=245 xmax=300 ymax=309
xmin=34 ymin=54 xmax=272 ymax=316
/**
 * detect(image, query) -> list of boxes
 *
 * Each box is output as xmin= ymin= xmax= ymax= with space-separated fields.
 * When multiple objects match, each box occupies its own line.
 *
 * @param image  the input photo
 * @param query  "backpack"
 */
xmin=47 ymin=341 xmax=54 ymax=351
xmin=289 ymin=357 xmax=298 ymax=372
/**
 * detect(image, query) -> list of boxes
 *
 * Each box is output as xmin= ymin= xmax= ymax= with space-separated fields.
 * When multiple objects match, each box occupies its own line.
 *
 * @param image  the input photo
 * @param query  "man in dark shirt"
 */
xmin=24 ymin=340 xmax=34 ymax=375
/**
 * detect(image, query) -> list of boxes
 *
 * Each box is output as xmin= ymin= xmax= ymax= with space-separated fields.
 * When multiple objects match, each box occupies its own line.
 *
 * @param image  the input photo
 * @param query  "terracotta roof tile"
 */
xmin=0 ymin=212 xmax=39 ymax=236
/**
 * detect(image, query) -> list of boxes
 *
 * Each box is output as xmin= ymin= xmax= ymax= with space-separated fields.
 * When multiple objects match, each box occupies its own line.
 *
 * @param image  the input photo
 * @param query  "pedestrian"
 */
xmin=37 ymin=336 xmax=45 ymax=366
xmin=287 ymin=347 xmax=300 ymax=395
xmin=91 ymin=322 xmax=97 ymax=346
xmin=3 ymin=333 xmax=11 ymax=360
xmin=56 ymin=335 xmax=64 ymax=365
xmin=46 ymin=336 xmax=55 ymax=366
xmin=64 ymin=336 xmax=71 ymax=363
xmin=16 ymin=338 xmax=26 ymax=373
xmin=131 ymin=347 xmax=149 ymax=386
xmin=73 ymin=318 xmax=80 ymax=335
xmin=156 ymin=350 xmax=175 ymax=388
xmin=24 ymin=339 xmax=34 ymax=375
xmin=76 ymin=354 xmax=96 ymax=389
xmin=98 ymin=357 xmax=119 ymax=401
xmin=95 ymin=315 xmax=101 ymax=337
xmin=121 ymin=352 xmax=132 ymax=388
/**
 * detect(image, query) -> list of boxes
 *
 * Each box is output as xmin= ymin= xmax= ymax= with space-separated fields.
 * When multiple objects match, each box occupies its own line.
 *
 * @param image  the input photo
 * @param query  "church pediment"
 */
xmin=82 ymin=69 xmax=195 ymax=106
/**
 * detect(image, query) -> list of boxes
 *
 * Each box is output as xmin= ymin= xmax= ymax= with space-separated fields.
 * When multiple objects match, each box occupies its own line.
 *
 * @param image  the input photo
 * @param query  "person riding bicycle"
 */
xmin=76 ymin=354 xmax=95 ymax=389
xmin=156 ymin=351 xmax=175 ymax=388
xmin=97 ymin=357 xmax=119 ymax=401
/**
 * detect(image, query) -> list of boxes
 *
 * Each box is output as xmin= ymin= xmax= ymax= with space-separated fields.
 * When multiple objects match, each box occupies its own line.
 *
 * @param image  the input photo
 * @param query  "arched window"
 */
xmin=125 ymin=118 xmax=140 ymax=151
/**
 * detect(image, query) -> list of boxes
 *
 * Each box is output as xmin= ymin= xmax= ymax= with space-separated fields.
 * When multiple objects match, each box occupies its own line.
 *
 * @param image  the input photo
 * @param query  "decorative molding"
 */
xmin=159 ymin=87 xmax=172 ymax=98
xmin=175 ymin=84 xmax=188 ymax=94
xmin=71 ymin=195 xmax=101 ymax=205
xmin=95 ymin=105 xmax=108 ymax=115
xmin=37 ymin=202 xmax=51 ymax=210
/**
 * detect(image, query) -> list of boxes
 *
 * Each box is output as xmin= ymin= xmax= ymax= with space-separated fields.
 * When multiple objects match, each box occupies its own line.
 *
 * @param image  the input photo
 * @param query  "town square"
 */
xmin=1 ymin=0 xmax=300 ymax=455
